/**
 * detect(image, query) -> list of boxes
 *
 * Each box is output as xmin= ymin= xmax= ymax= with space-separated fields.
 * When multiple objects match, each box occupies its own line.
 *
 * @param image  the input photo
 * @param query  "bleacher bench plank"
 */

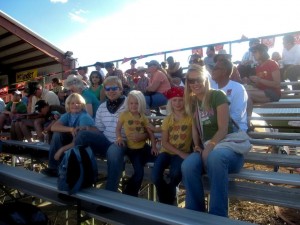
xmin=248 ymin=131 xmax=300 ymax=140
xmin=0 ymin=164 xmax=251 ymax=225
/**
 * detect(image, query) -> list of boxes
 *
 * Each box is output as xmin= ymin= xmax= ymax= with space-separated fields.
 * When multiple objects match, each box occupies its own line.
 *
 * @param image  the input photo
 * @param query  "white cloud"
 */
xmin=68 ymin=9 xmax=88 ymax=23
xmin=68 ymin=12 xmax=87 ymax=23
xmin=50 ymin=0 xmax=68 ymax=3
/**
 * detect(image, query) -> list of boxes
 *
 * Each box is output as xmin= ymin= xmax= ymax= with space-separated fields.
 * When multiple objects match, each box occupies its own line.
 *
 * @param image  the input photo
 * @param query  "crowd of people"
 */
xmin=1 ymin=34 xmax=299 ymax=217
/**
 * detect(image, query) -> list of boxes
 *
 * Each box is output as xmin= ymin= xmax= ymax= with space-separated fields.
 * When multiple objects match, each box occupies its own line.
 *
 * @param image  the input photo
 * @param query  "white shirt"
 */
xmin=219 ymin=80 xmax=248 ymax=132
xmin=282 ymin=44 xmax=300 ymax=65
xmin=95 ymin=100 xmax=125 ymax=143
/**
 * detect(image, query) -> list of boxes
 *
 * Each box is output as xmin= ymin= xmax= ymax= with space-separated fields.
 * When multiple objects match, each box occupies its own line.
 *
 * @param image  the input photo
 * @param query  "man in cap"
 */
xmin=105 ymin=62 xmax=129 ymax=94
xmin=238 ymin=38 xmax=260 ymax=79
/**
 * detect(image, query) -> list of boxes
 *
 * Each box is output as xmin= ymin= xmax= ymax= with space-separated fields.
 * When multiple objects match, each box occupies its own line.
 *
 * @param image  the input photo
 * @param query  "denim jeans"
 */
xmin=74 ymin=130 xmax=126 ymax=192
xmin=151 ymin=152 xmax=183 ymax=205
xmin=123 ymin=144 xmax=156 ymax=197
xmin=181 ymin=148 xmax=244 ymax=217
xmin=145 ymin=92 xmax=168 ymax=108
xmin=48 ymin=132 xmax=73 ymax=169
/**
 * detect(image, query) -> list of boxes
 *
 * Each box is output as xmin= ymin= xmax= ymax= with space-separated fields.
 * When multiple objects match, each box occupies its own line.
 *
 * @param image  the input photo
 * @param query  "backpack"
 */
xmin=0 ymin=201 xmax=48 ymax=225
xmin=57 ymin=145 xmax=98 ymax=195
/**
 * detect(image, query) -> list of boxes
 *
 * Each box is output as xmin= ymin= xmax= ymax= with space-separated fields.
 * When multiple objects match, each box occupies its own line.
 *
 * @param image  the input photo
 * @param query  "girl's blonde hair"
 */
xmin=65 ymin=93 xmax=86 ymax=113
xmin=125 ymin=90 xmax=146 ymax=114
xmin=166 ymin=97 xmax=187 ymax=116
xmin=184 ymin=64 xmax=212 ymax=115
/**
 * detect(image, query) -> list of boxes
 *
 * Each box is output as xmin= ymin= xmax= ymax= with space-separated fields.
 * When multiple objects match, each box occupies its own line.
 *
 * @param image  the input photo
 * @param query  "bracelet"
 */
xmin=117 ymin=137 xmax=122 ymax=141
xmin=194 ymin=145 xmax=201 ymax=150
xmin=208 ymin=141 xmax=216 ymax=147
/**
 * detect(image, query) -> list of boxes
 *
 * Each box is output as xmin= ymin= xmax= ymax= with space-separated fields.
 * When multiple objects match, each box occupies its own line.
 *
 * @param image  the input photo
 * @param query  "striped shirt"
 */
xmin=95 ymin=100 xmax=126 ymax=143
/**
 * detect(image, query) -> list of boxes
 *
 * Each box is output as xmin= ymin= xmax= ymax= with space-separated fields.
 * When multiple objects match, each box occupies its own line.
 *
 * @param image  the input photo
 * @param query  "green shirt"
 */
xmin=5 ymin=101 xmax=27 ymax=114
xmin=197 ymin=90 xmax=232 ymax=141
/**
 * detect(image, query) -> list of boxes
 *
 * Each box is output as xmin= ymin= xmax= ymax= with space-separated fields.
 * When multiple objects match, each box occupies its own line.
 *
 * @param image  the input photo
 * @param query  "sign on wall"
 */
xmin=16 ymin=69 xmax=37 ymax=82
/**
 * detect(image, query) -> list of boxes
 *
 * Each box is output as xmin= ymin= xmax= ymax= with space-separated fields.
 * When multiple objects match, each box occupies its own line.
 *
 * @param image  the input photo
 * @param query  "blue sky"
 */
xmin=1 ymin=0 xmax=299 ymax=70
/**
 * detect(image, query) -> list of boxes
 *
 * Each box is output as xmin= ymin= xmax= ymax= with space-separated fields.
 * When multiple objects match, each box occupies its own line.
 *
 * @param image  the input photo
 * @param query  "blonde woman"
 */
xmin=41 ymin=93 xmax=95 ymax=177
xmin=181 ymin=64 xmax=244 ymax=217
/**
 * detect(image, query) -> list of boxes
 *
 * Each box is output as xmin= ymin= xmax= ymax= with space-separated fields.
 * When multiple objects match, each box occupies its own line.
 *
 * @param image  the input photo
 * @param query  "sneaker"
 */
xmin=41 ymin=168 xmax=58 ymax=177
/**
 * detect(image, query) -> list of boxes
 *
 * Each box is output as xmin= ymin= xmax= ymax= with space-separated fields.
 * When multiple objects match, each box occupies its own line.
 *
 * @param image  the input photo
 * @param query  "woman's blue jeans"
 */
xmin=145 ymin=92 xmax=168 ymax=108
xmin=181 ymin=148 xmax=244 ymax=217
xmin=151 ymin=152 xmax=183 ymax=205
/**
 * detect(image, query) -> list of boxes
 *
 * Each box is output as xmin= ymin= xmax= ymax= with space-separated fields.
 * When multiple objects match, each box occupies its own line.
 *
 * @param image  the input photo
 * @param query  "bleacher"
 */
xmin=1 ymin=79 xmax=300 ymax=224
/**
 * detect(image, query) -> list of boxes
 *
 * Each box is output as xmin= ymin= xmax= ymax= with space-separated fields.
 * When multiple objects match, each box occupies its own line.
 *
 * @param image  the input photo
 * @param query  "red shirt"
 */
xmin=255 ymin=60 xmax=281 ymax=96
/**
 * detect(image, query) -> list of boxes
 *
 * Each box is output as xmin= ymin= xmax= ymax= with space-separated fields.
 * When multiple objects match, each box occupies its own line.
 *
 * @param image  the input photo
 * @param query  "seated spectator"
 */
xmin=144 ymin=60 xmax=171 ymax=108
xmin=57 ymin=88 xmax=68 ymax=107
xmin=135 ymin=66 xmax=149 ymax=93
xmin=214 ymin=50 xmax=242 ymax=83
xmin=64 ymin=75 xmax=100 ymax=118
xmin=166 ymin=56 xmax=183 ymax=86
xmin=12 ymin=100 xmax=64 ymax=142
xmin=238 ymin=38 xmax=260 ymax=79
xmin=0 ymin=90 xmax=27 ymax=132
xmin=78 ymin=66 xmax=89 ymax=84
xmin=105 ymin=62 xmax=129 ymax=95
xmin=151 ymin=86 xmax=192 ymax=205
xmin=88 ymin=71 xmax=105 ymax=102
xmin=244 ymin=44 xmax=281 ymax=121
xmin=271 ymin=51 xmax=282 ymax=64
xmin=0 ymin=97 xmax=5 ymax=113
xmin=161 ymin=61 xmax=168 ymax=70
xmin=203 ymin=45 xmax=216 ymax=74
xmin=125 ymin=59 xmax=138 ymax=77
xmin=188 ymin=53 xmax=217 ymax=88
xmin=73 ymin=77 xmax=150 ymax=195
xmin=41 ymin=93 xmax=95 ymax=177
xmin=51 ymin=78 xmax=63 ymax=95
xmin=116 ymin=90 xmax=158 ymax=196
xmin=211 ymin=58 xmax=248 ymax=132
xmin=281 ymin=34 xmax=300 ymax=89
xmin=94 ymin=61 xmax=106 ymax=80
xmin=125 ymin=59 xmax=139 ymax=90
xmin=25 ymin=81 xmax=60 ymax=113
xmin=188 ymin=54 xmax=204 ymax=67
xmin=33 ymin=100 xmax=66 ymax=142
xmin=181 ymin=64 xmax=243 ymax=217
